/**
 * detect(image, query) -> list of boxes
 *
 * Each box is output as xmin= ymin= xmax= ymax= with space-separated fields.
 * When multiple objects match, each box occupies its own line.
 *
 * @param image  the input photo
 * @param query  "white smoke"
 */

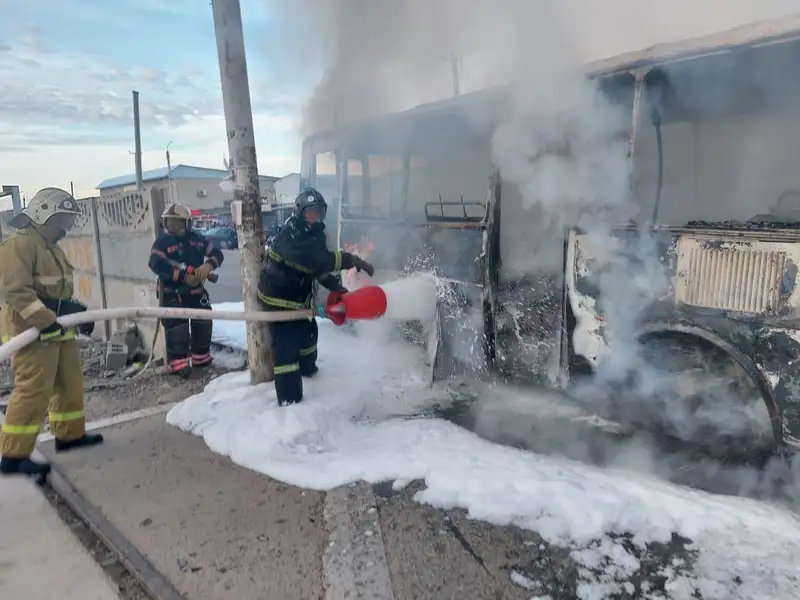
xmin=263 ymin=0 xmax=800 ymax=132
xmin=259 ymin=0 xmax=800 ymax=500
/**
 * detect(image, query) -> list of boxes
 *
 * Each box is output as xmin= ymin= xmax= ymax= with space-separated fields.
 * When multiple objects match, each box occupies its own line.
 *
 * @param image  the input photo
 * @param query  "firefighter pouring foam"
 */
xmin=258 ymin=188 xmax=375 ymax=407
xmin=149 ymin=203 xmax=225 ymax=378
xmin=0 ymin=188 xmax=102 ymax=479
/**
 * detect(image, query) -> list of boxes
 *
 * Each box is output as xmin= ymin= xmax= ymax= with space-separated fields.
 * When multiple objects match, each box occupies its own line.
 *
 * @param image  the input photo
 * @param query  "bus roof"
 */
xmin=586 ymin=13 xmax=800 ymax=75
xmin=305 ymin=14 xmax=800 ymax=151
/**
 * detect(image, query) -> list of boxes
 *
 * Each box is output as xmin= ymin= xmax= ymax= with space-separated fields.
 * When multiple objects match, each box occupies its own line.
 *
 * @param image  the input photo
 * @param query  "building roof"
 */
xmin=97 ymin=164 xmax=280 ymax=191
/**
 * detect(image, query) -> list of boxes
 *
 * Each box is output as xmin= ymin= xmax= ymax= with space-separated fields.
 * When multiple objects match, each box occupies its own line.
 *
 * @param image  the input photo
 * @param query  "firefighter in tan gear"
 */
xmin=0 ymin=188 xmax=102 ymax=479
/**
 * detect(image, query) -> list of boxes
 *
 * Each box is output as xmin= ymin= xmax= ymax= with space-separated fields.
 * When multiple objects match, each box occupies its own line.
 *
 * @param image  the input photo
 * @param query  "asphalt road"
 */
xmin=207 ymin=249 xmax=245 ymax=304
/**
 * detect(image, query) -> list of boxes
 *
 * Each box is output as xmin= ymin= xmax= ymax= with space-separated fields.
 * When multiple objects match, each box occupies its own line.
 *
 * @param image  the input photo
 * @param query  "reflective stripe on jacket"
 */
xmin=0 ymin=227 xmax=74 ymax=338
xmin=257 ymin=216 xmax=356 ymax=310
xmin=148 ymin=230 xmax=224 ymax=298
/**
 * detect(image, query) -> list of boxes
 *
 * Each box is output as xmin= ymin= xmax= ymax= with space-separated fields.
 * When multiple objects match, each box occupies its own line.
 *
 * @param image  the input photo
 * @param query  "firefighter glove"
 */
xmin=40 ymin=297 xmax=87 ymax=316
xmin=353 ymin=257 xmax=375 ymax=277
xmin=184 ymin=271 xmax=202 ymax=287
xmin=195 ymin=262 xmax=214 ymax=282
xmin=39 ymin=322 xmax=66 ymax=341
xmin=78 ymin=322 xmax=95 ymax=336
xmin=326 ymin=277 xmax=348 ymax=294
xmin=326 ymin=291 xmax=347 ymax=326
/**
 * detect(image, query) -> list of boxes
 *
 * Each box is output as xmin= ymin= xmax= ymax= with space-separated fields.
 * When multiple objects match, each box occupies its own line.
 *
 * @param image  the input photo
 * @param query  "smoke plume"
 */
xmin=264 ymin=0 xmax=800 ymax=134
xmin=259 ymin=0 xmax=800 ymax=503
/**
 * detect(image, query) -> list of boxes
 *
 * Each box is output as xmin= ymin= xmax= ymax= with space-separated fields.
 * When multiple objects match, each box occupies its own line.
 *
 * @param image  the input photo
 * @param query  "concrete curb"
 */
xmin=32 ymin=448 xmax=187 ymax=600
xmin=0 ymin=476 xmax=122 ymax=600
xmin=37 ymin=403 xmax=178 ymax=443
xmin=323 ymin=482 xmax=395 ymax=600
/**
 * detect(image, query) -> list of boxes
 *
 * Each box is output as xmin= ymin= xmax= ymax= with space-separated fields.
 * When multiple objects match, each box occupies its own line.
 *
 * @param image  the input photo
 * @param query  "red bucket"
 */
xmin=326 ymin=285 xmax=387 ymax=323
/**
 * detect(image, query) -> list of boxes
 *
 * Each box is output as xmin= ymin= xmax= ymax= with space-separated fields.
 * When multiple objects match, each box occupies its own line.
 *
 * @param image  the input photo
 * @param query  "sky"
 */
xmin=0 ymin=0 xmax=315 ymax=201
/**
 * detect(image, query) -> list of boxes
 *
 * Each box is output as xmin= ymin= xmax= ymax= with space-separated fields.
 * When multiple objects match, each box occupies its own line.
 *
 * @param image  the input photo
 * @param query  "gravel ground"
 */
xmin=375 ymin=480 xmax=701 ymax=600
xmin=1 ymin=339 xmax=241 ymax=422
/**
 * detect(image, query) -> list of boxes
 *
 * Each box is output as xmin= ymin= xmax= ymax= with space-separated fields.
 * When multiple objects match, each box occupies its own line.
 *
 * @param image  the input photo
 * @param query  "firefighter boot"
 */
xmin=164 ymin=322 xmax=192 ymax=378
xmin=190 ymin=317 xmax=213 ymax=369
xmin=299 ymin=318 xmax=319 ymax=378
xmin=54 ymin=432 xmax=104 ymax=453
xmin=269 ymin=321 xmax=304 ymax=406
xmin=0 ymin=456 xmax=52 ymax=482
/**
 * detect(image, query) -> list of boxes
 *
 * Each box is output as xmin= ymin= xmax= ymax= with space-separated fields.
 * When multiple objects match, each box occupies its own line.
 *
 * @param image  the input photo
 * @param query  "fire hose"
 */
xmin=0 ymin=306 xmax=313 ymax=364
xmin=0 ymin=285 xmax=389 ymax=365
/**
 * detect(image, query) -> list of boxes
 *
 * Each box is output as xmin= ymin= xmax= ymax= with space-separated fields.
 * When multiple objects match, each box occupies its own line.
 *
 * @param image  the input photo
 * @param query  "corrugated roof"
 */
xmin=96 ymin=164 xmax=280 ymax=190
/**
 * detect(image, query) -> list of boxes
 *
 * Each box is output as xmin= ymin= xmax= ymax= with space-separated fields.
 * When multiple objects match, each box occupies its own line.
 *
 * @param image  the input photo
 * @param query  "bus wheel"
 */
xmin=618 ymin=333 xmax=776 ymax=461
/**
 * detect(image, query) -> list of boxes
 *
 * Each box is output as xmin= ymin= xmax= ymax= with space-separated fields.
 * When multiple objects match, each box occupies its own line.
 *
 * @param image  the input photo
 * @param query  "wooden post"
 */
xmin=211 ymin=0 xmax=272 ymax=384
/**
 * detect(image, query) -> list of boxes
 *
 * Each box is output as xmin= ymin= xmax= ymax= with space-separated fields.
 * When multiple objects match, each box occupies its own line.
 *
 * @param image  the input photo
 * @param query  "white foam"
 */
xmin=175 ymin=316 xmax=800 ymax=600
xmin=379 ymin=274 xmax=438 ymax=321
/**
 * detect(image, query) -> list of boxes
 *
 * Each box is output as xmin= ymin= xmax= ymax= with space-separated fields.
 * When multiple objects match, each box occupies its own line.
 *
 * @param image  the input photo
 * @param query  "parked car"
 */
xmin=204 ymin=227 xmax=238 ymax=249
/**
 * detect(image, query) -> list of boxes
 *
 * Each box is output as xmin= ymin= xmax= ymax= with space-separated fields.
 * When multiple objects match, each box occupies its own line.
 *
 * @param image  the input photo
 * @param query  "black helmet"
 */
xmin=295 ymin=188 xmax=327 ymax=219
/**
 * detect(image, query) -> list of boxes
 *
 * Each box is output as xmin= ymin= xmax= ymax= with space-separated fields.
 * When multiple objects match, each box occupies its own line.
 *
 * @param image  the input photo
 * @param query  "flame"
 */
xmin=343 ymin=236 xmax=375 ymax=288
xmin=343 ymin=236 xmax=375 ymax=259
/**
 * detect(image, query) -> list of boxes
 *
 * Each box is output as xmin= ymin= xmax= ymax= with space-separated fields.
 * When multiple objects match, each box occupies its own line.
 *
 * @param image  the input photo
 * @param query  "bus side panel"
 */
xmin=492 ymin=182 xmax=566 ymax=386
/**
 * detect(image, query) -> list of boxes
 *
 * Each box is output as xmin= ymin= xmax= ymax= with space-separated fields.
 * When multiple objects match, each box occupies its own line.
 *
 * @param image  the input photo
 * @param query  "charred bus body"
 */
xmin=300 ymin=17 xmax=800 ymax=455
xmin=300 ymin=93 xmax=497 ymax=377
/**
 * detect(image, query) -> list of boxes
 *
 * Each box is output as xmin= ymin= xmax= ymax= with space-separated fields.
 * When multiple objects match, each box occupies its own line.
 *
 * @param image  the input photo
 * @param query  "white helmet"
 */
xmin=9 ymin=187 xmax=81 ymax=229
xmin=161 ymin=203 xmax=192 ymax=228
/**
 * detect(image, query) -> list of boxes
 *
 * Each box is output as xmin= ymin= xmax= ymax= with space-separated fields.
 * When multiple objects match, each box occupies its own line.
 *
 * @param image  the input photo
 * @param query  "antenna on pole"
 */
xmin=446 ymin=53 xmax=462 ymax=97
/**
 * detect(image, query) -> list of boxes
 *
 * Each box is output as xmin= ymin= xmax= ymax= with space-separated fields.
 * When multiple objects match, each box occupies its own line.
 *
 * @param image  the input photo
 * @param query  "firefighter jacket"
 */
xmin=0 ymin=227 xmax=76 ymax=341
xmin=148 ymin=230 xmax=224 ymax=298
xmin=258 ymin=216 xmax=356 ymax=311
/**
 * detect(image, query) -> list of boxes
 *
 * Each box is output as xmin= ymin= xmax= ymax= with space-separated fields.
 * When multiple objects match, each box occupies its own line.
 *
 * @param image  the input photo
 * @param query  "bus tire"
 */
xmin=617 ymin=331 xmax=777 ymax=461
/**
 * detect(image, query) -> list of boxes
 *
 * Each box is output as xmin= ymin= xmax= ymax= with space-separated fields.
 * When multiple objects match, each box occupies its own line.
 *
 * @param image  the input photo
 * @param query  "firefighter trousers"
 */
xmin=161 ymin=289 xmax=213 ymax=372
xmin=269 ymin=317 xmax=319 ymax=405
xmin=0 ymin=339 xmax=86 ymax=458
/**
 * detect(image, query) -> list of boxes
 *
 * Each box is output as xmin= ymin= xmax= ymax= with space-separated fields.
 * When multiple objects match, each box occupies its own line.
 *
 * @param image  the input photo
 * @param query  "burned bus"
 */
xmin=300 ymin=16 xmax=800 ymax=456
xmin=300 ymin=92 xmax=498 ymax=376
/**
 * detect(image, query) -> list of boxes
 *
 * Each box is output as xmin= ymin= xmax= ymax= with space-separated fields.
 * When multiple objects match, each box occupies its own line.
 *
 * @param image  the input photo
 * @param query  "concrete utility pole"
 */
xmin=132 ymin=90 xmax=144 ymax=190
xmin=211 ymin=0 xmax=272 ymax=384
xmin=447 ymin=54 xmax=462 ymax=98
xmin=166 ymin=141 xmax=174 ymax=205
xmin=0 ymin=185 xmax=21 ymax=215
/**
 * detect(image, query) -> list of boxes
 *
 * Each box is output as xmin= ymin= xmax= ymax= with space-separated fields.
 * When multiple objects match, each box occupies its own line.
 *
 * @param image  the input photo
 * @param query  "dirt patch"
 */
xmin=1 ymin=339 xmax=243 ymax=421
xmin=41 ymin=483 xmax=153 ymax=600
xmin=82 ymin=364 xmax=232 ymax=421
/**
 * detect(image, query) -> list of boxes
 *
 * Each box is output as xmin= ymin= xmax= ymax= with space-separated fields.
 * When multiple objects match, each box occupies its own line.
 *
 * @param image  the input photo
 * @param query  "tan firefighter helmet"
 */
xmin=161 ymin=203 xmax=193 ymax=228
xmin=9 ymin=187 xmax=81 ymax=229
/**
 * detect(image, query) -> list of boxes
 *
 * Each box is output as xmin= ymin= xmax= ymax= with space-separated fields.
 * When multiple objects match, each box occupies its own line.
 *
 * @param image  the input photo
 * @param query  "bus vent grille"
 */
xmin=675 ymin=240 xmax=786 ymax=313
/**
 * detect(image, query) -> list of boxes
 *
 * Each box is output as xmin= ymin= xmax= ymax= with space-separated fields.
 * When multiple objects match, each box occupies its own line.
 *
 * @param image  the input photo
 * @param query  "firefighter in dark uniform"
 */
xmin=148 ymin=203 xmax=224 ymax=378
xmin=258 ymin=188 xmax=375 ymax=406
